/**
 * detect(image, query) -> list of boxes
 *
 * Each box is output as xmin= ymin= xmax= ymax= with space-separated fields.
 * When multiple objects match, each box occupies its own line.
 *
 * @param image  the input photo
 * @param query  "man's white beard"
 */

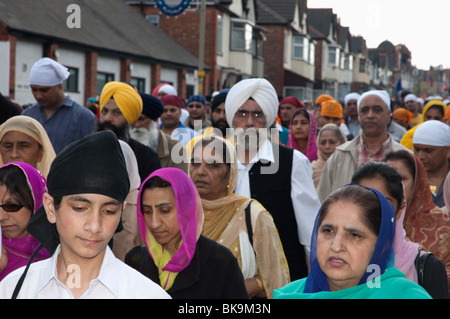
xmin=129 ymin=121 xmax=160 ymax=151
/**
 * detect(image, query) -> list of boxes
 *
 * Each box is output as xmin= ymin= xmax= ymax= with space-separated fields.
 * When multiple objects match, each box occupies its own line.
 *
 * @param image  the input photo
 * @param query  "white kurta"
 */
xmin=0 ymin=245 xmax=171 ymax=299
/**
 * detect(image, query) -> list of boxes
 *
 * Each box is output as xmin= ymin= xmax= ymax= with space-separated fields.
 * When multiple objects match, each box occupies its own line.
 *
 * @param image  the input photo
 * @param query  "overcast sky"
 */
xmin=308 ymin=0 xmax=450 ymax=70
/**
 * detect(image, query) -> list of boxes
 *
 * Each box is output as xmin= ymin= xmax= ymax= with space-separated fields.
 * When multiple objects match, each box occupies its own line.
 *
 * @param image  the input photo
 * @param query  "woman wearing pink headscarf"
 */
xmin=287 ymin=109 xmax=318 ymax=162
xmin=125 ymin=168 xmax=248 ymax=298
xmin=0 ymin=162 xmax=50 ymax=281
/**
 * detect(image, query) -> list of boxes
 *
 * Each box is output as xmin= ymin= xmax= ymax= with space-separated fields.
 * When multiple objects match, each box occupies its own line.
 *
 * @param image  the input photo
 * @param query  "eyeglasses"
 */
xmin=0 ymin=203 xmax=25 ymax=213
xmin=234 ymin=110 xmax=266 ymax=122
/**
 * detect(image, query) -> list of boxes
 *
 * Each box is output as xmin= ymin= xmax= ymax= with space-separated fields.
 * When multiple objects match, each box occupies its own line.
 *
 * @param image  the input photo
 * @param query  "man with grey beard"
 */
xmin=130 ymin=93 xmax=187 ymax=173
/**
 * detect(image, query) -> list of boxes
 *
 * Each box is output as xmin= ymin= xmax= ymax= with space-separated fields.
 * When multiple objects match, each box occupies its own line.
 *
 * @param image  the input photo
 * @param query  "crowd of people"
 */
xmin=0 ymin=57 xmax=449 ymax=299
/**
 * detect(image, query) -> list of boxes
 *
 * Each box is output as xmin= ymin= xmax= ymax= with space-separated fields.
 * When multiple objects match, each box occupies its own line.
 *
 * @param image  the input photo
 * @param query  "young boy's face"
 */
xmin=43 ymin=193 xmax=124 ymax=260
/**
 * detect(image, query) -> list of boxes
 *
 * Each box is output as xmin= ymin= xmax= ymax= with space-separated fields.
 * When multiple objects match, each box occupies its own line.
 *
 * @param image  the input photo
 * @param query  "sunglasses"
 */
xmin=188 ymin=103 xmax=204 ymax=109
xmin=0 ymin=203 xmax=25 ymax=213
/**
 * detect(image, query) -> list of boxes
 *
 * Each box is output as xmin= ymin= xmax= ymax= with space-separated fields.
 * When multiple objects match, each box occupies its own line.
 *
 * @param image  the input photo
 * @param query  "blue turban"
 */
xmin=140 ymin=92 xmax=164 ymax=121
xmin=187 ymin=94 xmax=206 ymax=106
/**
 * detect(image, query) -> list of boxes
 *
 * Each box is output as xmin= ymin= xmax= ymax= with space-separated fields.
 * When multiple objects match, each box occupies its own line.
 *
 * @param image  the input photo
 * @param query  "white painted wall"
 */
xmin=160 ymin=67 xmax=178 ymax=88
xmin=131 ymin=61 xmax=151 ymax=93
xmin=14 ymin=39 xmax=43 ymax=106
xmin=216 ymin=13 xmax=231 ymax=69
xmin=57 ymin=46 xmax=85 ymax=105
xmin=0 ymin=41 xmax=10 ymax=97
xmin=185 ymin=71 xmax=198 ymax=94
xmin=97 ymin=54 xmax=121 ymax=81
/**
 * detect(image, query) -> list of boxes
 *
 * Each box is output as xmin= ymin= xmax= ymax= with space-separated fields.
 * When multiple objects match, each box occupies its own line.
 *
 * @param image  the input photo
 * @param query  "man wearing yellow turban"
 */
xmin=97 ymin=81 xmax=161 ymax=182
xmin=99 ymin=81 xmax=143 ymax=124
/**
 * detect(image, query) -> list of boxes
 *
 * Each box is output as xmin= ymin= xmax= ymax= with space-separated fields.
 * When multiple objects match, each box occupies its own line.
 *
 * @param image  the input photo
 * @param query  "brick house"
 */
xmin=256 ymin=0 xmax=315 ymax=99
xmin=350 ymin=36 xmax=370 ymax=94
xmin=307 ymin=8 xmax=342 ymax=100
xmin=128 ymin=0 xmax=265 ymax=96
xmin=0 ymin=0 xmax=199 ymax=106
xmin=368 ymin=40 xmax=397 ymax=94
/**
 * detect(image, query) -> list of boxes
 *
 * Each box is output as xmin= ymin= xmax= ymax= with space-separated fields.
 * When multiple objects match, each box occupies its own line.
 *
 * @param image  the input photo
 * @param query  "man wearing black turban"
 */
xmin=0 ymin=131 xmax=170 ymax=299
xmin=130 ymin=93 xmax=187 ymax=173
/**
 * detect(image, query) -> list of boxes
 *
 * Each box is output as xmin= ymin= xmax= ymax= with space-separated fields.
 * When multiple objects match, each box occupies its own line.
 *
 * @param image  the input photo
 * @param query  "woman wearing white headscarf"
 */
xmin=0 ymin=115 xmax=56 ymax=178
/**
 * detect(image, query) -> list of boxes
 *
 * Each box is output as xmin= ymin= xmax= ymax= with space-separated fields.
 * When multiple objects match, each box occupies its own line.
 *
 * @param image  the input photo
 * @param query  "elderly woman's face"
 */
xmin=141 ymin=187 xmax=181 ymax=256
xmin=316 ymin=200 xmax=378 ymax=291
xmin=190 ymin=145 xmax=230 ymax=201
xmin=0 ymin=131 xmax=43 ymax=168
xmin=318 ymin=129 xmax=341 ymax=159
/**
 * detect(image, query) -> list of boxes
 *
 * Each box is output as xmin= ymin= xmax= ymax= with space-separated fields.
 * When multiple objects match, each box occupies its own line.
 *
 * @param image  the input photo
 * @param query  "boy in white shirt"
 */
xmin=0 ymin=131 xmax=170 ymax=299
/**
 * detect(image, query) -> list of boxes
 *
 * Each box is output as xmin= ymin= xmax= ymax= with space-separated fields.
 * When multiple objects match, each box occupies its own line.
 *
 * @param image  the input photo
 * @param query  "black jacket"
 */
xmin=127 ymin=138 xmax=161 ymax=182
xmin=248 ymin=144 xmax=308 ymax=280
xmin=125 ymin=235 xmax=249 ymax=299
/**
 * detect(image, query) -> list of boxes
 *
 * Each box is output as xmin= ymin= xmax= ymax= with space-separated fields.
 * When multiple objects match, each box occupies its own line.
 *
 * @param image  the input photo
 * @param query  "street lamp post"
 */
xmin=198 ymin=0 xmax=206 ymax=95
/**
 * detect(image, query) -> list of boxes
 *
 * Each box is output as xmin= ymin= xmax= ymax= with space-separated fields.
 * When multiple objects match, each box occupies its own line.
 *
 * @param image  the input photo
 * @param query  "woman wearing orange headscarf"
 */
xmin=384 ymin=150 xmax=450 ymax=291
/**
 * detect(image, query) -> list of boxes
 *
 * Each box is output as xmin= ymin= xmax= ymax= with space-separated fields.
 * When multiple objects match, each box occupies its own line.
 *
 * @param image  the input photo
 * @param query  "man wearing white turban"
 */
xmin=343 ymin=92 xmax=361 ymax=139
xmin=225 ymin=78 xmax=321 ymax=281
xmin=404 ymin=93 xmax=421 ymax=127
xmin=22 ymin=57 xmax=97 ymax=153
xmin=157 ymin=84 xmax=189 ymax=124
xmin=413 ymin=120 xmax=450 ymax=207
xmin=317 ymin=90 xmax=410 ymax=201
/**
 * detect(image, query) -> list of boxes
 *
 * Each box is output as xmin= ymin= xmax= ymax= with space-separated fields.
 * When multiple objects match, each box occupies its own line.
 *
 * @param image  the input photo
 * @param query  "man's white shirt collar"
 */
xmin=35 ymin=245 xmax=120 ymax=298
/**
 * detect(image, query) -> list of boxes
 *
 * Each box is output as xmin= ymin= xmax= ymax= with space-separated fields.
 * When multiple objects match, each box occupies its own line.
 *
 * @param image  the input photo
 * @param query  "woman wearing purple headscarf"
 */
xmin=125 ymin=167 xmax=248 ymax=298
xmin=286 ymin=109 xmax=318 ymax=162
xmin=0 ymin=162 xmax=50 ymax=281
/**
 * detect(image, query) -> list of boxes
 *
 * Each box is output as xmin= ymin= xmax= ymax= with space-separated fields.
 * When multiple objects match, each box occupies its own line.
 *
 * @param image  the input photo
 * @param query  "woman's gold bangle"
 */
xmin=255 ymin=276 xmax=263 ymax=292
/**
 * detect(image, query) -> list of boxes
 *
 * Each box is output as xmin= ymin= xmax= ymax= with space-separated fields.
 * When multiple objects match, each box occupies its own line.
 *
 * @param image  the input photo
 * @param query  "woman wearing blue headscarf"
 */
xmin=274 ymin=184 xmax=431 ymax=299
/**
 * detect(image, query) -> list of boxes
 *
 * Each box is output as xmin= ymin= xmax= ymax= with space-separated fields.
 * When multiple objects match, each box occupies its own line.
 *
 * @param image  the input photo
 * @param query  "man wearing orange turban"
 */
xmin=314 ymin=94 xmax=334 ymax=127
xmin=97 ymin=81 xmax=160 ymax=182
xmin=320 ymin=100 xmax=342 ymax=123
xmin=392 ymin=108 xmax=413 ymax=129
xmin=318 ymin=100 xmax=350 ymax=138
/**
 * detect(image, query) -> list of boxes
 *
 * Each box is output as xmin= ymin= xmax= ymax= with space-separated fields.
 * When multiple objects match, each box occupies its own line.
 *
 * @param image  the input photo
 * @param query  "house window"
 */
xmin=251 ymin=30 xmax=264 ymax=58
xmin=146 ymin=15 xmax=160 ymax=27
xmin=63 ymin=67 xmax=79 ymax=92
xmin=231 ymin=20 xmax=252 ymax=52
xmin=131 ymin=77 xmax=146 ymax=93
xmin=343 ymin=54 xmax=351 ymax=70
xmin=217 ymin=14 xmax=223 ymax=54
xmin=293 ymin=36 xmax=306 ymax=60
xmin=308 ymin=40 xmax=315 ymax=64
xmin=284 ymin=86 xmax=305 ymax=100
xmin=186 ymin=85 xmax=194 ymax=99
xmin=284 ymin=30 xmax=289 ymax=62
xmin=328 ymin=45 xmax=339 ymax=66
xmin=359 ymin=58 xmax=366 ymax=73
xmin=97 ymin=72 xmax=115 ymax=95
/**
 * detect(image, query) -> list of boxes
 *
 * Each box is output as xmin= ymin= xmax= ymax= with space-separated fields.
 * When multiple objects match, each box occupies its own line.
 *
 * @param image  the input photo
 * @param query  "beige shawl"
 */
xmin=188 ymin=135 xmax=290 ymax=298
xmin=0 ymin=115 xmax=55 ymax=178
